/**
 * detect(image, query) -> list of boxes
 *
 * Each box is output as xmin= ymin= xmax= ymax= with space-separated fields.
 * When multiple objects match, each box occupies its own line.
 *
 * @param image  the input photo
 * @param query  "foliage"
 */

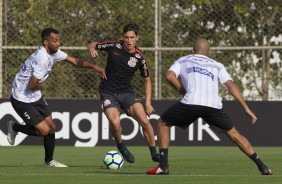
xmin=160 ymin=0 xmax=282 ymax=100
xmin=2 ymin=0 xmax=282 ymax=100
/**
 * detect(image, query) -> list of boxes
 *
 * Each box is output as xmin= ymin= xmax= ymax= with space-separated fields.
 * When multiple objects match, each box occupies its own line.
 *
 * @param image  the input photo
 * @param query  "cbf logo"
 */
xmin=0 ymin=102 xmax=28 ymax=146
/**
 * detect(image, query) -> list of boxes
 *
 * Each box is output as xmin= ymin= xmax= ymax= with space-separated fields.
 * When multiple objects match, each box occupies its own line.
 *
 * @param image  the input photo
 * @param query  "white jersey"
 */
xmin=169 ymin=54 xmax=232 ymax=109
xmin=11 ymin=46 xmax=68 ymax=103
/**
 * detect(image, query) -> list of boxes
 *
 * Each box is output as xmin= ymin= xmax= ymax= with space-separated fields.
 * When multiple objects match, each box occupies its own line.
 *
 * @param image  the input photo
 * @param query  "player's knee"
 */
xmin=38 ymin=128 xmax=50 ymax=136
xmin=139 ymin=118 xmax=151 ymax=128
xmin=158 ymin=118 xmax=167 ymax=128
xmin=110 ymin=121 xmax=121 ymax=131
xmin=226 ymin=128 xmax=241 ymax=142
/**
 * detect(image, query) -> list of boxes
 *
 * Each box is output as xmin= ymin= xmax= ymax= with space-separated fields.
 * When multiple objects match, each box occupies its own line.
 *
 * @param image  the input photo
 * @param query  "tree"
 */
xmin=160 ymin=0 xmax=282 ymax=100
xmin=2 ymin=0 xmax=281 ymax=100
xmin=2 ymin=0 xmax=155 ymax=98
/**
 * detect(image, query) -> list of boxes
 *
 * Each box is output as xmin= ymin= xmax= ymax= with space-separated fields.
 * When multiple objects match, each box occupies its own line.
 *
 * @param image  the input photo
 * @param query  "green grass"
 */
xmin=0 ymin=146 xmax=281 ymax=184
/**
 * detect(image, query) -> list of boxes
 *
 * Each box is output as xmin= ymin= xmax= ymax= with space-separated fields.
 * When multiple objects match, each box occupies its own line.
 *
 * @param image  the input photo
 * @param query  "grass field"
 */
xmin=0 ymin=146 xmax=281 ymax=184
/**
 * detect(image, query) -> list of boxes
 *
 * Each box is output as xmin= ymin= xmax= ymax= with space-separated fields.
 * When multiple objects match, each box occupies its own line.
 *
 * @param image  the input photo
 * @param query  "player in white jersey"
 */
xmin=146 ymin=38 xmax=272 ymax=175
xmin=7 ymin=28 xmax=106 ymax=167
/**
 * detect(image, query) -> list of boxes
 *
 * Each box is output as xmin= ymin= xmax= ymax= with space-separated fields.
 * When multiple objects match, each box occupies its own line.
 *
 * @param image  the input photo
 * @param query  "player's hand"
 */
xmin=87 ymin=42 xmax=98 ymax=58
xmin=145 ymin=104 xmax=155 ymax=117
xmin=246 ymin=108 xmax=257 ymax=124
xmin=96 ymin=66 xmax=107 ymax=80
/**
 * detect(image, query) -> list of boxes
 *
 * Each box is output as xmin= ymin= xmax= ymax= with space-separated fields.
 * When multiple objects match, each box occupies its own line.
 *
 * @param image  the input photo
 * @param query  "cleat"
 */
xmin=118 ymin=146 xmax=135 ymax=163
xmin=259 ymin=166 xmax=273 ymax=175
xmin=44 ymin=160 xmax=68 ymax=167
xmin=7 ymin=121 xmax=18 ymax=145
xmin=152 ymin=153 xmax=160 ymax=162
xmin=146 ymin=165 xmax=169 ymax=175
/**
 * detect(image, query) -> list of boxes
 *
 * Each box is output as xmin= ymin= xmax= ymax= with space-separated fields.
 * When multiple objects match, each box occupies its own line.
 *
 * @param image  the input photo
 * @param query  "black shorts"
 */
xmin=10 ymin=96 xmax=51 ymax=126
xmin=100 ymin=92 xmax=142 ymax=113
xmin=161 ymin=102 xmax=233 ymax=133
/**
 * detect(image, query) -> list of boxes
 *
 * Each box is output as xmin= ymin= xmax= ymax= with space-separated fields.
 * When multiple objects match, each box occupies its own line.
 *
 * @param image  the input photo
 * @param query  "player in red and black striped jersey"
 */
xmin=87 ymin=23 xmax=159 ymax=163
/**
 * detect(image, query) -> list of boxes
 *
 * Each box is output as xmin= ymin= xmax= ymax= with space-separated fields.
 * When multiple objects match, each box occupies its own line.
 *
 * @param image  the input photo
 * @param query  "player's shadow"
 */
xmin=85 ymin=170 xmax=145 ymax=175
xmin=83 ymin=165 xmax=150 ymax=175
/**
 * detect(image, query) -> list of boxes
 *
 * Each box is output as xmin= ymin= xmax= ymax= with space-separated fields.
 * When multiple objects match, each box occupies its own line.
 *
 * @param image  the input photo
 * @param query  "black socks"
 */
xmin=13 ymin=123 xmax=55 ymax=163
xmin=117 ymin=142 xmax=126 ymax=150
xmin=249 ymin=152 xmax=267 ymax=169
xmin=44 ymin=133 xmax=55 ymax=163
xmin=149 ymin=146 xmax=158 ymax=156
xmin=159 ymin=148 xmax=169 ymax=168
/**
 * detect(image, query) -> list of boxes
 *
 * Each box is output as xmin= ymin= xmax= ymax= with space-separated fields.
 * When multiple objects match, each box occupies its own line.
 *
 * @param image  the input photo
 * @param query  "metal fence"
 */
xmin=1 ymin=0 xmax=281 ymax=100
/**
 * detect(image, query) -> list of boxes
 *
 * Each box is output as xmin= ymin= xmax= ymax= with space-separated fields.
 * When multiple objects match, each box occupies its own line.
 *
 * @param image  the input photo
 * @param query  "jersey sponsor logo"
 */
xmin=142 ymin=60 xmax=149 ymax=76
xmin=115 ymin=43 xmax=122 ymax=49
xmin=98 ymin=43 xmax=114 ymax=49
xmin=142 ymin=60 xmax=148 ymax=70
xmin=187 ymin=67 xmax=214 ymax=80
xmin=128 ymin=57 xmax=138 ymax=67
xmin=112 ymin=51 xmax=120 ymax=56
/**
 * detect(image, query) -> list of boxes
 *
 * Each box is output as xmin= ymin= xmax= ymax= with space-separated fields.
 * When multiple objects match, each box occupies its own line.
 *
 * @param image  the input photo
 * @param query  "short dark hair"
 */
xmin=123 ymin=23 xmax=139 ymax=36
xmin=41 ymin=28 xmax=59 ymax=43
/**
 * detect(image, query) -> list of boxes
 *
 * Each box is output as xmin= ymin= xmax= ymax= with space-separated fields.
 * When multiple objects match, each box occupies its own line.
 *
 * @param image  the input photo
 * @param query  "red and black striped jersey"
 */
xmin=96 ymin=40 xmax=150 ymax=93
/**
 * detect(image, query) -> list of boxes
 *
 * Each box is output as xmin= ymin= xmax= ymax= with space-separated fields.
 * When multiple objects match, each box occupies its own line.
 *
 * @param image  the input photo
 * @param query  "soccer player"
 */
xmin=7 ymin=28 xmax=106 ymax=167
xmin=87 ymin=23 xmax=159 ymax=163
xmin=146 ymin=38 xmax=272 ymax=175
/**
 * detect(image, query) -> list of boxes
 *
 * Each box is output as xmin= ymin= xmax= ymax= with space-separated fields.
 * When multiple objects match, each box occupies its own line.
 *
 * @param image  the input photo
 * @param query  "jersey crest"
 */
xmin=128 ymin=57 xmax=138 ymax=67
